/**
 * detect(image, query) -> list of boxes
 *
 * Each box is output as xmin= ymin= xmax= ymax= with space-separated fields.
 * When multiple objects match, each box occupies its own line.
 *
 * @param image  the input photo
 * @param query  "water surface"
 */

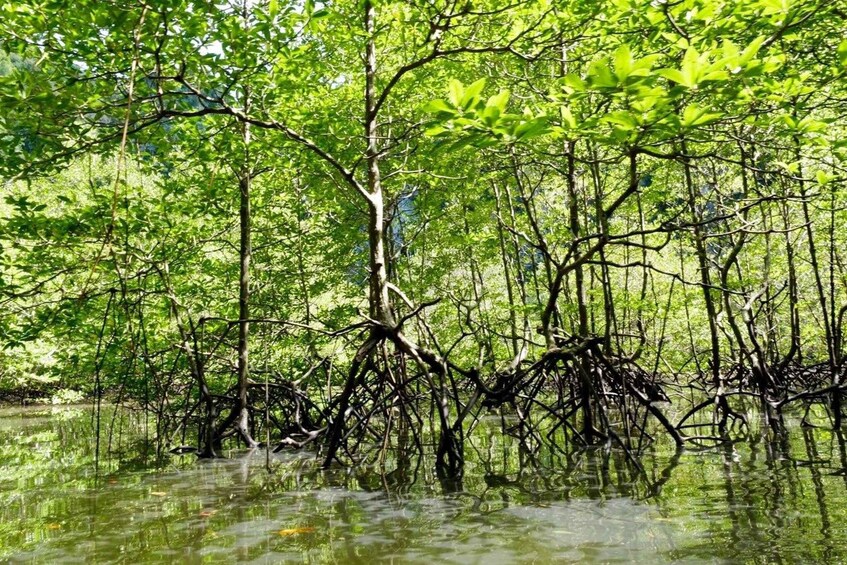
xmin=1 ymin=405 xmax=846 ymax=563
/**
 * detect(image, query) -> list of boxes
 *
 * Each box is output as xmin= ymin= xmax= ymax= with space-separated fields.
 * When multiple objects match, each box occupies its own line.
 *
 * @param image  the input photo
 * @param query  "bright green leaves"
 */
xmin=600 ymin=111 xmax=642 ymax=141
xmin=612 ymin=45 xmax=661 ymax=85
xmin=815 ymin=170 xmax=837 ymax=186
xmin=559 ymin=106 xmax=578 ymax=131
xmin=423 ymin=79 xmax=550 ymax=148
xmin=426 ymin=35 xmax=761 ymax=150
xmin=438 ymin=78 xmax=513 ymax=127
xmin=422 ymin=78 xmax=495 ymax=122
xmin=777 ymin=113 xmax=830 ymax=147
xmin=511 ymin=115 xmax=550 ymax=141
xmin=446 ymin=79 xmax=464 ymax=108
xmin=421 ymin=99 xmax=454 ymax=118
xmin=448 ymin=78 xmax=486 ymax=111
xmin=781 ymin=114 xmax=828 ymax=135
xmin=756 ymin=0 xmax=793 ymax=17
xmin=560 ymin=73 xmax=586 ymax=94
xmin=485 ymin=88 xmax=510 ymax=109
xmin=726 ymin=36 xmax=768 ymax=72
xmin=676 ymin=103 xmax=722 ymax=130
xmin=838 ymin=40 xmax=847 ymax=68
xmin=302 ymin=0 xmax=330 ymax=20
xmin=269 ymin=0 xmax=279 ymax=17
xmin=582 ymin=45 xmax=661 ymax=91
xmin=648 ymin=36 xmax=779 ymax=107
xmin=586 ymin=59 xmax=617 ymax=89
xmin=657 ymin=46 xmax=728 ymax=89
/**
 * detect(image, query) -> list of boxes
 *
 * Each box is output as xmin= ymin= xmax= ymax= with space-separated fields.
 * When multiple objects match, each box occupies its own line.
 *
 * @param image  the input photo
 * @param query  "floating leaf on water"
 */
xmin=199 ymin=509 xmax=218 ymax=518
xmin=278 ymin=527 xmax=315 ymax=536
xmin=46 ymin=523 xmax=62 ymax=530
xmin=150 ymin=491 xmax=168 ymax=497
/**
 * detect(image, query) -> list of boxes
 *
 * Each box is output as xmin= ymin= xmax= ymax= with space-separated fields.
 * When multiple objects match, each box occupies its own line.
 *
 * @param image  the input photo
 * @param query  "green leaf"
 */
xmin=480 ymin=105 xmax=501 ymax=126
xmin=797 ymin=116 xmax=827 ymax=134
xmin=680 ymin=104 xmax=722 ymax=128
xmin=602 ymin=111 xmax=639 ymax=131
xmin=657 ymin=68 xmax=688 ymax=87
xmin=775 ymin=160 xmax=800 ymax=174
xmin=740 ymin=36 xmax=766 ymax=65
xmin=613 ymin=44 xmax=633 ymax=81
xmin=781 ymin=114 xmax=798 ymax=129
xmin=816 ymin=170 xmax=831 ymax=185
xmin=587 ymin=59 xmax=617 ymax=88
xmin=424 ymin=124 xmax=448 ymax=136
xmin=630 ymin=94 xmax=662 ymax=114
xmin=838 ymin=40 xmax=847 ymax=67
xmin=421 ymin=99 xmax=455 ymax=115
xmin=513 ymin=117 xmax=550 ymax=140
xmin=631 ymin=54 xmax=661 ymax=76
xmin=561 ymin=106 xmax=577 ymax=129
xmin=680 ymin=46 xmax=701 ymax=87
xmin=448 ymin=80 xmax=464 ymax=107
xmin=562 ymin=73 xmax=586 ymax=92
xmin=460 ymin=78 xmax=486 ymax=110
xmin=486 ymin=90 xmax=510 ymax=113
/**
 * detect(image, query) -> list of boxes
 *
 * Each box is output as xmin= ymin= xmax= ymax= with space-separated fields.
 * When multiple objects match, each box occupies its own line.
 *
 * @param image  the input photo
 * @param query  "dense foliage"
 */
xmin=1 ymin=0 xmax=847 ymax=474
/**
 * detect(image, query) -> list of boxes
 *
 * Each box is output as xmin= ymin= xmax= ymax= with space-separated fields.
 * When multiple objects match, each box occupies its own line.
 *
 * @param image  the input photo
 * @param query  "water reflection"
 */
xmin=1 ymin=405 xmax=847 ymax=563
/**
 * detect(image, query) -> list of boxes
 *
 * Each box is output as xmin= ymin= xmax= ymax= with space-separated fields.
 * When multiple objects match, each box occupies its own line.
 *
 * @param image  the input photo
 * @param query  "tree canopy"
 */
xmin=2 ymin=0 xmax=847 ymax=474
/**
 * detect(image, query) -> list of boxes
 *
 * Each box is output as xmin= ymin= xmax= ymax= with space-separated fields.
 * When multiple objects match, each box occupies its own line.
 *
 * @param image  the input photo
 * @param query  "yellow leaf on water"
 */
xmin=150 ymin=491 xmax=167 ymax=497
xmin=278 ymin=527 xmax=316 ymax=536
xmin=199 ymin=509 xmax=218 ymax=518
xmin=46 ymin=523 xmax=62 ymax=530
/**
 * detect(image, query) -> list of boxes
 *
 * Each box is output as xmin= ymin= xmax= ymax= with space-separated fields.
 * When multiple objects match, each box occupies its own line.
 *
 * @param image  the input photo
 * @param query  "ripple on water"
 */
xmin=2 ymin=407 xmax=847 ymax=563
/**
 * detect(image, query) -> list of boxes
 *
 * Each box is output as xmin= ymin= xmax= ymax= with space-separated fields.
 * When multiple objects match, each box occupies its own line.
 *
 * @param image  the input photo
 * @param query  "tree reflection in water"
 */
xmin=1 ymin=405 xmax=847 ymax=563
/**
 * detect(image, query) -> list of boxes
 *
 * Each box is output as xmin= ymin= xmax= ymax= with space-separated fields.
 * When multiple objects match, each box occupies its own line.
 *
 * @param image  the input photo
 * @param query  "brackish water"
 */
xmin=2 ymin=405 xmax=847 ymax=563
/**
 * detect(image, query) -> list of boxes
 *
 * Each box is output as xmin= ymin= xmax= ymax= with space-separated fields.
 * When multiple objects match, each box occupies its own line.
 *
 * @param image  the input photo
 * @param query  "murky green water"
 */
xmin=2 ymin=405 xmax=847 ymax=563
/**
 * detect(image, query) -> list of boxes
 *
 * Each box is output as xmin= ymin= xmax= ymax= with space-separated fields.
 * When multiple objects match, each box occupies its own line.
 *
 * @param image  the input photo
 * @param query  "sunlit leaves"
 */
xmin=460 ymin=79 xmax=486 ymax=110
xmin=612 ymin=45 xmax=662 ymax=85
xmin=756 ymin=0 xmax=793 ymax=17
xmin=560 ymin=106 xmax=577 ymax=131
xmin=678 ymin=104 xmax=722 ymax=129
xmin=656 ymin=46 xmax=729 ymax=89
xmin=2 ymin=0 xmax=847 ymax=411
xmin=816 ymin=170 xmax=836 ymax=186
xmin=423 ymin=79 xmax=550 ymax=148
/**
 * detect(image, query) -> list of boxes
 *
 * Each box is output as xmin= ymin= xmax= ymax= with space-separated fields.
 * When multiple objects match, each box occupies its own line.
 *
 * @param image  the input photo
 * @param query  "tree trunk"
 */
xmin=681 ymin=139 xmax=727 ymax=426
xmin=794 ymin=130 xmax=839 ymax=425
xmin=234 ymin=165 xmax=258 ymax=447
xmin=217 ymin=3 xmax=259 ymax=448
xmin=565 ymin=140 xmax=594 ymax=441
xmin=365 ymin=0 xmax=393 ymax=327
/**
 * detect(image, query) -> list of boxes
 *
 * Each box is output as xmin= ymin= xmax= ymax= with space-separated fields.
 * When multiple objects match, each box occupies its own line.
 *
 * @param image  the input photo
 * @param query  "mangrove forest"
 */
xmin=2 ymin=0 xmax=847 ymax=561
